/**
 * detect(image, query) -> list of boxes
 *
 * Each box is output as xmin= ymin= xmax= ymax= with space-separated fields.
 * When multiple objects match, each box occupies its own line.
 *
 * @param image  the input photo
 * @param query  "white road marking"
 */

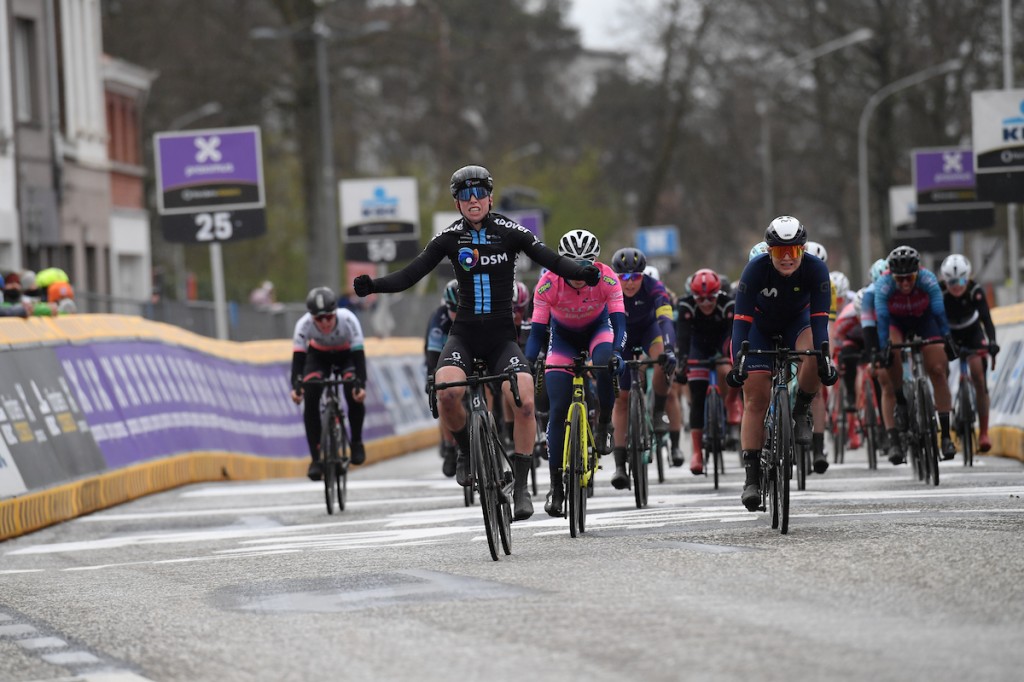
xmin=18 ymin=636 xmax=68 ymax=650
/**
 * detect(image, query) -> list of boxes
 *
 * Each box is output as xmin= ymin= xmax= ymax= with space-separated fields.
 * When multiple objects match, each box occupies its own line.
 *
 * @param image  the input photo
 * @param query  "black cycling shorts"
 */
xmin=436 ymin=318 xmax=529 ymax=377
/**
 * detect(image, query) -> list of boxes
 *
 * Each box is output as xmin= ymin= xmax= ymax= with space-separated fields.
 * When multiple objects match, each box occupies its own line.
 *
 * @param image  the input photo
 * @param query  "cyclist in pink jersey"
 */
xmin=525 ymin=230 xmax=627 ymax=516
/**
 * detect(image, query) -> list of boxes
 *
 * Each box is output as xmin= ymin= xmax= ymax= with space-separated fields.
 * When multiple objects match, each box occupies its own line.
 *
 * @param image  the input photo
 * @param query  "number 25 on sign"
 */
xmin=194 ymin=212 xmax=234 ymax=241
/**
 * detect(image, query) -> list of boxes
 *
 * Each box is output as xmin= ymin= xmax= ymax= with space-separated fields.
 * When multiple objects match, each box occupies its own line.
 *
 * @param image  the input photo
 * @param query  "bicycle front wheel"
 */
xmin=320 ymin=409 xmax=338 ymax=515
xmin=958 ymin=379 xmax=976 ymax=467
xmin=628 ymin=389 xmax=649 ymax=509
xmin=863 ymin=379 xmax=879 ymax=471
xmin=705 ymin=390 xmax=724 ymax=489
xmin=566 ymin=405 xmax=585 ymax=538
xmin=774 ymin=391 xmax=793 ymax=534
xmin=472 ymin=416 xmax=501 ymax=561
xmin=918 ymin=380 xmax=940 ymax=486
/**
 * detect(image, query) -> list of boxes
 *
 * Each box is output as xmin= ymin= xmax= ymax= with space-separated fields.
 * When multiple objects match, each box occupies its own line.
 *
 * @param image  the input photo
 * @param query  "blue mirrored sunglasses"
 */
xmin=618 ymin=272 xmax=642 ymax=282
xmin=456 ymin=186 xmax=491 ymax=201
xmin=946 ymin=277 xmax=967 ymax=287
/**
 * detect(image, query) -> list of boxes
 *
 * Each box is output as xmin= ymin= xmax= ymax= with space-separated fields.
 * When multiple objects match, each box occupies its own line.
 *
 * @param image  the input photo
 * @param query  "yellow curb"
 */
xmin=0 ymin=427 xmax=436 ymax=542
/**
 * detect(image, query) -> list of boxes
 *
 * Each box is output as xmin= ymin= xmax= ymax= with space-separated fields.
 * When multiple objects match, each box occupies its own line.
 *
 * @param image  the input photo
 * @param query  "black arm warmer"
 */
xmin=352 ymin=349 xmax=368 ymax=384
xmin=290 ymin=351 xmax=306 ymax=390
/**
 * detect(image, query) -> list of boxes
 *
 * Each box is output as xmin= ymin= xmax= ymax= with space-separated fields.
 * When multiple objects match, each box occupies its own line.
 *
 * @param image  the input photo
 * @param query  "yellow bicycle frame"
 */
xmin=562 ymin=374 xmax=597 ymax=489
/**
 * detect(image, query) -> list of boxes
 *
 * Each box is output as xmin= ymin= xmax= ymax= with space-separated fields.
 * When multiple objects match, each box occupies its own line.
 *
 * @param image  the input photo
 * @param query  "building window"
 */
xmin=13 ymin=18 xmax=39 ymax=124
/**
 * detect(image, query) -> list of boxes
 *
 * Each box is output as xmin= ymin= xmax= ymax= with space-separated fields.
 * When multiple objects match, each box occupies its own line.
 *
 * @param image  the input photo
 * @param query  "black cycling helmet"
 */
xmin=449 ymin=165 xmax=494 ymax=198
xmin=442 ymin=279 xmax=459 ymax=308
xmin=887 ymin=245 xmax=920 ymax=275
xmin=611 ymin=247 xmax=647 ymax=274
xmin=764 ymin=215 xmax=808 ymax=247
xmin=306 ymin=286 xmax=337 ymax=316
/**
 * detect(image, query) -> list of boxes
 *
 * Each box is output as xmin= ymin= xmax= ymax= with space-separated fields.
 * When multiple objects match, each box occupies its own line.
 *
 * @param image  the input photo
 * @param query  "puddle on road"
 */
xmin=214 ymin=569 xmax=533 ymax=613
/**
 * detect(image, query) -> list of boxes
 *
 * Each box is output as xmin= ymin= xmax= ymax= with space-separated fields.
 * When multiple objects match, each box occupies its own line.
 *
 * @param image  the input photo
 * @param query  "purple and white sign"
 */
xmin=911 ymin=147 xmax=995 ymax=233
xmin=155 ymin=126 xmax=265 ymax=214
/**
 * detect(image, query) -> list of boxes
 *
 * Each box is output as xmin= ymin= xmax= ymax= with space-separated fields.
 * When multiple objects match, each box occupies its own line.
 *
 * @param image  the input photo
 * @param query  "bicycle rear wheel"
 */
xmin=566 ymin=405 xmax=584 ymax=538
xmin=472 ymin=416 xmax=501 ymax=561
xmin=903 ymin=387 xmax=924 ymax=481
xmin=774 ymin=392 xmax=793 ymax=534
xmin=320 ymin=409 xmax=338 ymax=515
xmin=918 ymin=381 xmax=940 ymax=486
xmin=836 ymin=410 xmax=847 ymax=465
xmin=655 ymin=435 xmax=666 ymax=483
xmin=796 ymin=441 xmax=808 ymax=491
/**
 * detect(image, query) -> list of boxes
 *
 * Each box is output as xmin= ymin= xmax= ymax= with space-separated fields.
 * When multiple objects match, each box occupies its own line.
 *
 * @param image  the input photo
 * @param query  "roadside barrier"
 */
xmin=0 ymin=315 xmax=435 ymax=540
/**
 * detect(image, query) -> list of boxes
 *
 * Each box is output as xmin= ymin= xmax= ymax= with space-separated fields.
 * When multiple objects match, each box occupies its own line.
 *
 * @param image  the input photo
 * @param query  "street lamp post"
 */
xmin=1002 ymin=0 xmax=1018 ymax=302
xmin=856 ymin=58 xmax=962 ymax=285
xmin=760 ymin=28 xmax=874 ymax=220
xmin=313 ymin=14 xmax=340 ymax=295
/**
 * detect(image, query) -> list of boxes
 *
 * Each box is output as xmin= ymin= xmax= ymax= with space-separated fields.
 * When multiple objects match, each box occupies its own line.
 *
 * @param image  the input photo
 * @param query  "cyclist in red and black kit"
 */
xmin=353 ymin=165 xmax=600 ymax=521
xmin=676 ymin=269 xmax=736 ymax=475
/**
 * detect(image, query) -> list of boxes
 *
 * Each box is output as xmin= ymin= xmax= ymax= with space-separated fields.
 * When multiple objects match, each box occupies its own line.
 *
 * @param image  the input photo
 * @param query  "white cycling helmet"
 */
xmin=748 ymin=241 xmax=769 ymax=261
xmin=853 ymin=287 xmax=866 ymax=315
xmin=805 ymin=241 xmax=828 ymax=263
xmin=940 ymin=254 xmax=971 ymax=282
xmin=869 ymin=258 xmax=888 ymax=283
xmin=558 ymin=229 xmax=600 ymax=263
xmin=829 ymin=271 xmax=850 ymax=300
xmin=643 ymin=265 xmax=661 ymax=281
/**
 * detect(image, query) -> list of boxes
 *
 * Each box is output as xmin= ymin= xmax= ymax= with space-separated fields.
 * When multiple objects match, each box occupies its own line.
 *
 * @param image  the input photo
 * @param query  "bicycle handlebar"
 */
xmin=427 ymin=368 xmax=522 ymax=419
xmin=302 ymin=375 xmax=363 ymax=390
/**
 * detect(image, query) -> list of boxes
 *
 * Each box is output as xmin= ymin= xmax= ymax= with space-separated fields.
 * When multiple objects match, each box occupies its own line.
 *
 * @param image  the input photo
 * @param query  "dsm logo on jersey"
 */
xmin=459 ymin=248 xmax=508 ymax=270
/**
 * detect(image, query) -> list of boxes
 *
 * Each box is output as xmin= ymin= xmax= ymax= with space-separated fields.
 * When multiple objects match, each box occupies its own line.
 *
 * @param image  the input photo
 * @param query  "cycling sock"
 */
xmin=794 ymin=389 xmax=814 ymax=414
xmin=670 ymin=430 xmax=680 ymax=449
xmin=653 ymin=392 xmax=667 ymax=415
xmin=452 ymin=426 xmax=471 ymax=455
xmin=938 ymin=412 xmax=951 ymax=438
xmin=812 ymin=432 xmax=824 ymax=457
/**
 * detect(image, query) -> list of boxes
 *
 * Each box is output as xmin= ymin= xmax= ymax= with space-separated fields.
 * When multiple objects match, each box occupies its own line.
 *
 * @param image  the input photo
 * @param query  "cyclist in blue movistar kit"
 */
xmin=728 ymin=216 xmax=837 ymax=511
xmin=609 ymin=247 xmax=678 ymax=490
xmin=875 ymin=246 xmax=957 ymax=463
xmin=353 ymin=165 xmax=600 ymax=521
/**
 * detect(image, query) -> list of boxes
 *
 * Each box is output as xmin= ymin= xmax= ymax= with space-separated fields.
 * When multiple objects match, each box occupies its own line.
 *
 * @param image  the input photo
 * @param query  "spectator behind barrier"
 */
xmin=20 ymin=270 xmax=40 ymax=304
xmin=35 ymin=267 xmax=69 ymax=290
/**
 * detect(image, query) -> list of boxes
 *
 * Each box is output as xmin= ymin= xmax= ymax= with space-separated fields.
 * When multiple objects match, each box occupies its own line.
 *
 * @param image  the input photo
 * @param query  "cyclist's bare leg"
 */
xmin=970 ymin=354 xmax=990 ymax=443
xmin=503 ymin=371 xmax=537 ymax=455
xmin=612 ymin=389 xmax=629 ymax=448
xmin=923 ymin=344 xmax=951 ymax=412
xmin=739 ymin=373 xmax=771 ymax=451
xmin=436 ymin=366 xmax=469 ymax=432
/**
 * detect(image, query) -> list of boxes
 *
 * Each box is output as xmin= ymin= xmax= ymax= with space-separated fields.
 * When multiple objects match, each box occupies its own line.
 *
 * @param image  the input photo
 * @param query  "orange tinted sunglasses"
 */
xmin=769 ymin=244 xmax=804 ymax=260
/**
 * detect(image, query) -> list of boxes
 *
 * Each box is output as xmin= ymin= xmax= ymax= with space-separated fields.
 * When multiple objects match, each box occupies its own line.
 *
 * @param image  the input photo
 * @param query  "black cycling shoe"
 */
xmin=812 ymin=452 xmax=829 ymax=474
xmin=888 ymin=446 xmax=906 ymax=465
xmin=610 ymin=449 xmax=629 ymax=490
xmin=594 ymin=422 xmax=611 ymax=455
xmin=441 ymin=443 xmax=457 ymax=478
xmin=510 ymin=454 xmax=534 ymax=521
xmin=455 ymin=451 xmax=472 ymax=487
xmin=653 ymin=411 xmax=668 ymax=436
xmin=307 ymin=460 xmax=323 ymax=481
xmin=670 ymin=447 xmax=685 ymax=467
xmin=941 ymin=437 xmax=956 ymax=460
xmin=793 ymin=410 xmax=812 ymax=446
xmin=350 ymin=441 xmax=366 ymax=465
xmin=544 ymin=485 xmax=564 ymax=517
xmin=741 ymin=484 xmax=760 ymax=511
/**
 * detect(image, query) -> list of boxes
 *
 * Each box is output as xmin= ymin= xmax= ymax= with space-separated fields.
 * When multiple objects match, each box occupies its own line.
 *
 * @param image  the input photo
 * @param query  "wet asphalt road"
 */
xmin=2 ymin=444 xmax=1023 ymax=682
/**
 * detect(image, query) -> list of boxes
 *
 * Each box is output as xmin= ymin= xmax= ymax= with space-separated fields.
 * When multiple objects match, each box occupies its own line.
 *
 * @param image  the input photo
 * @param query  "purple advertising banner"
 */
xmin=912 ymin=147 xmax=996 ymax=232
xmin=54 ymin=342 xmax=402 ymax=470
xmin=155 ymin=126 xmax=264 ymax=213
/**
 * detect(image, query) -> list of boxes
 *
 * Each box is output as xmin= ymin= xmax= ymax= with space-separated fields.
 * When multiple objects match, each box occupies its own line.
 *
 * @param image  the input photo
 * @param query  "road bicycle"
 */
xmin=303 ymin=372 xmax=360 ymax=515
xmin=687 ymin=357 xmax=729 ymax=489
xmin=542 ymin=353 xmax=617 ymax=537
xmin=623 ymin=349 xmax=668 ymax=509
xmin=429 ymin=360 xmax=521 ymax=561
xmin=953 ymin=348 xmax=978 ymax=468
xmin=736 ymin=339 xmax=831 ymax=535
xmin=889 ymin=338 xmax=944 ymax=486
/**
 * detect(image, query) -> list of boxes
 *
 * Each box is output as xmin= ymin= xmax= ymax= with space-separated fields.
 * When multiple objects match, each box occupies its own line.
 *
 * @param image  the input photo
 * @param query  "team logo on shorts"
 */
xmin=457 ymin=247 xmax=480 ymax=271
